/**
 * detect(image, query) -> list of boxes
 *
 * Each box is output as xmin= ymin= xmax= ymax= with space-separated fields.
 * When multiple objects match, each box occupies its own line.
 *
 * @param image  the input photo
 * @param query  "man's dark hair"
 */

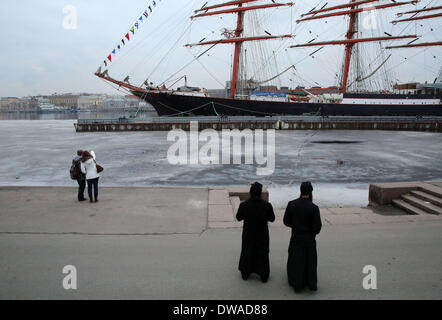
xmin=77 ymin=150 xmax=83 ymax=156
xmin=300 ymin=181 xmax=313 ymax=196
xmin=250 ymin=182 xmax=263 ymax=199
xmin=81 ymin=150 xmax=93 ymax=163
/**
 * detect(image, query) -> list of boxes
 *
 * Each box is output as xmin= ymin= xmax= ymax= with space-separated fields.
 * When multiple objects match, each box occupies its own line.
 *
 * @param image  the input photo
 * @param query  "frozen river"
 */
xmin=1 ymin=120 xmax=441 ymax=208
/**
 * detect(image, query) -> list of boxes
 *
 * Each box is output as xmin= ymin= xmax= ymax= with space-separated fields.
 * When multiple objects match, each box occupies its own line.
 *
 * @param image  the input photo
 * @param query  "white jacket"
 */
xmin=80 ymin=151 xmax=100 ymax=180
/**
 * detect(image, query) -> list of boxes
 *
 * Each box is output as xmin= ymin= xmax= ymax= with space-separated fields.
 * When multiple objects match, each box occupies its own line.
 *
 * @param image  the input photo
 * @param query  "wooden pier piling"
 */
xmin=75 ymin=116 xmax=442 ymax=133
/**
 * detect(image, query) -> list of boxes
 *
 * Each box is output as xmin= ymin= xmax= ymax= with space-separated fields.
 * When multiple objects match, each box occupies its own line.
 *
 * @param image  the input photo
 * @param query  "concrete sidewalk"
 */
xmin=1 ymin=223 xmax=441 ymax=300
xmin=1 ymin=187 xmax=440 ymax=235
xmin=0 ymin=187 xmax=441 ymax=299
xmin=0 ymin=187 xmax=208 ymax=235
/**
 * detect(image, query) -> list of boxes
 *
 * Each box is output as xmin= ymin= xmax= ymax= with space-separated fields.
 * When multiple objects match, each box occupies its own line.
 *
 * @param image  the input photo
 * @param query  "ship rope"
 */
xmin=155 ymin=99 xmax=290 ymax=117
xmin=156 ymin=101 xmax=216 ymax=117
xmin=354 ymin=54 xmax=392 ymax=83
xmin=256 ymin=65 xmax=297 ymax=85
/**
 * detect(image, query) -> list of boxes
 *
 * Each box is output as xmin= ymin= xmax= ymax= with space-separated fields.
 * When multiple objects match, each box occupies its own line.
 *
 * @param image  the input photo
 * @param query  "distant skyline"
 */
xmin=1 ymin=0 xmax=440 ymax=97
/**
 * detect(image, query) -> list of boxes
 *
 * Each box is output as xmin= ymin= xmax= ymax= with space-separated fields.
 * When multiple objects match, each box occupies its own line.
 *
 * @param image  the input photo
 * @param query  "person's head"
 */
xmin=77 ymin=150 xmax=83 ymax=156
xmin=81 ymin=150 xmax=93 ymax=162
xmin=300 ymin=181 xmax=314 ymax=201
xmin=250 ymin=182 xmax=263 ymax=200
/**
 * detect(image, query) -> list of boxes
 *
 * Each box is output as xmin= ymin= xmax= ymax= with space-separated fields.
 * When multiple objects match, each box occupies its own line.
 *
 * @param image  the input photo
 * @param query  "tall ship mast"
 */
xmin=95 ymin=0 xmax=441 ymax=116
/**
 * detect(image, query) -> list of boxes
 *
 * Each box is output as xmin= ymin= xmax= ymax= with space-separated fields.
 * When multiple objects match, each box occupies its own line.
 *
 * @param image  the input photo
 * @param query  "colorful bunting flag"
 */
xmin=100 ymin=0 xmax=162 ymax=69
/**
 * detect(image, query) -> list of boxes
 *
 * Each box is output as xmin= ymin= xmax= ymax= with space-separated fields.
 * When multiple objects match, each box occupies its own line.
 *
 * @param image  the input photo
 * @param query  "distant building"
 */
xmin=49 ymin=94 xmax=80 ymax=109
xmin=124 ymin=95 xmax=141 ymax=108
xmin=103 ymin=96 xmax=126 ymax=109
xmin=0 ymin=97 xmax=19 ymax=109
xmin=78 ymin=95 xmax=105 ymax=110
xmin=393 ymin=83 xmax=419 ymax=94
xmin=259 ymin=85 xmax=278 ymax=92
xmin=0 ymin=97 xmax=39 ymax=112
xmin=304 ymin=87 xmax=341 ymax=95
xmin=416 ymin=83 xmax=441 ymax=95
xmin=207 ymin=89 xmax=228 ymax=98
xmin=393 ymin=82 xmax=441 ymax=95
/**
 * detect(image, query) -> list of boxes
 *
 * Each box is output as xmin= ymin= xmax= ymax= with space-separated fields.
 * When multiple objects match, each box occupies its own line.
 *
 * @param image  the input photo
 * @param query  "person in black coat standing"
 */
xmin=236 ymin=182 xmax=276 ymax=283
xmin=284 ymin=182 xmax=322 ymax=293
xmin=72 ymin=150 xmax=86 ymax=202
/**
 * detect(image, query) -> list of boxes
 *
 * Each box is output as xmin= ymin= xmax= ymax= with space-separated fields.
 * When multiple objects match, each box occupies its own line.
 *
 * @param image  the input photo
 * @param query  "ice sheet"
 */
xmin=1 ymin=120 xmax=441 ymax=208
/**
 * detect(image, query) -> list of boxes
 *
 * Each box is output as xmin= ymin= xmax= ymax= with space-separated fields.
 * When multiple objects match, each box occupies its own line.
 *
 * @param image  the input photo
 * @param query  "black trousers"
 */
xmin=87 ymin=177 xmax=99 ymax=201
xmin=76 ymin=179 xmax=86 ymax=201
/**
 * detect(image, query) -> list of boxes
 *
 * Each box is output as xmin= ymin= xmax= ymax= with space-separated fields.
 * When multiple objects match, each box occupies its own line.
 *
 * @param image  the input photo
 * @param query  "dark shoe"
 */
xmin=261 ymin=275 xmax=269 ymax=283
xmin=241 ymin=272 xmax=250 ymax=281
xmin=95 ymin=199 xmax=99 ymax=203
xmin=90 ymin=199 xmax=93 ymax=203
xmin=308 ymin=286 xmax=318 ymax=292
xmin=294 ymin=286 xmax=305 ymax=294
xmin=79 ymin=198 xmax=87 ymax=202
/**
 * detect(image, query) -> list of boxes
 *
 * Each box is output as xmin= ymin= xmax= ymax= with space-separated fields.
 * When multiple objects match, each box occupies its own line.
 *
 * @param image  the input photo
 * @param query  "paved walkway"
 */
xmin=0 ymin=187 xmax=441 ymax=299
xmin=0 ymin=187 xmax=208 ymax=235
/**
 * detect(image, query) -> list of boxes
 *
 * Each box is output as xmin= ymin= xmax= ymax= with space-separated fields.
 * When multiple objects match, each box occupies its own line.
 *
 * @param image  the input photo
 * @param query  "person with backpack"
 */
xmin=80 ymin=150 xmax=101 ymax=203
xmin=71 ymin=150 xmax=87 ymax=202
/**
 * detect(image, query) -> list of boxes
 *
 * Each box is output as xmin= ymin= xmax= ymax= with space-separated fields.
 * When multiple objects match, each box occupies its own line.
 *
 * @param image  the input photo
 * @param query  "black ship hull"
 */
xmin=132 ymin=91 xmax=442 ymax=117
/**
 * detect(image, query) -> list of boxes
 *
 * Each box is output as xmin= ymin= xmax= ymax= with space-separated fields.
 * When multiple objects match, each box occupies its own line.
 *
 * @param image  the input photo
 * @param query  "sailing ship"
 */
xmin=95 ymin=0 xmax=442 ymax=116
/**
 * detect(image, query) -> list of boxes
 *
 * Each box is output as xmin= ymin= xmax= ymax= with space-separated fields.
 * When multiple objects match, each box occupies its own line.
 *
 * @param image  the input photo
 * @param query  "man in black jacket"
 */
xmin=236 ymin=182 xmax=275 ymax=283
xmin=72 ymin=150 xmax=86 ymax=202
xmin=283 ymin=182 xmax=322 ymax=293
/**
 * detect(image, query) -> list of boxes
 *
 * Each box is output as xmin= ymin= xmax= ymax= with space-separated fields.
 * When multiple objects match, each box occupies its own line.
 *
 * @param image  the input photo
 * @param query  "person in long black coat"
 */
xmin=283 ymin=182 xmax=322 ymax=293
xmin=72 ymin=150 xmax=86 ymax=202
xmin=236 ymin=182 xmax=276 ymax=283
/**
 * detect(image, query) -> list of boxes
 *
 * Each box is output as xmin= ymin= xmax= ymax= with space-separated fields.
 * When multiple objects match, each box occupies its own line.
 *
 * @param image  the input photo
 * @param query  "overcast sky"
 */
xmin=0 ymin=0 xmax=440 ymax=97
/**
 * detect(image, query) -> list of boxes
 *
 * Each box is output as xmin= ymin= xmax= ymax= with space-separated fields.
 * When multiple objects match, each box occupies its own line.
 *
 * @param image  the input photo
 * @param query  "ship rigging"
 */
xmin=95 ymin=0 xmax=441 ymax=117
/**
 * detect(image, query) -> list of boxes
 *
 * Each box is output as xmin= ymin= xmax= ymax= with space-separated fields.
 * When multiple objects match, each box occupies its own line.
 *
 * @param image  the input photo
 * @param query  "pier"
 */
xmin=75 ymin=116 xmax=442 ymax=132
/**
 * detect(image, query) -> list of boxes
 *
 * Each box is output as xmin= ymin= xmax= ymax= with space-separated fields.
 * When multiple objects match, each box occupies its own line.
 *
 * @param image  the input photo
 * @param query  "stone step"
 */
xmin=410 ymin=190 xmax=442 ymax=207
xmin=418 ymin=185 xmax=442 ymax=198
xmin=401 ymin=194 xmax=442 ymax=215
xmin=392 ymin=199 xmax=428 ymax=216
xmin=229 ymin=196 xmax=241 ymax=216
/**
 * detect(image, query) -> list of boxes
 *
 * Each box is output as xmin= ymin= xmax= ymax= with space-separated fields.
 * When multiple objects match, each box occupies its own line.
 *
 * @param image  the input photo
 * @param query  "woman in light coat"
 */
xmin=80 ymin=150 xmax=100 ymax=203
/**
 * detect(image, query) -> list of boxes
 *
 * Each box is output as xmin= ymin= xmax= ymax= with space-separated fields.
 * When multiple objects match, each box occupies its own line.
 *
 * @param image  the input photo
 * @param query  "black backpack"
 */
xmin=70 ymin=159 xmax=80 ymax=180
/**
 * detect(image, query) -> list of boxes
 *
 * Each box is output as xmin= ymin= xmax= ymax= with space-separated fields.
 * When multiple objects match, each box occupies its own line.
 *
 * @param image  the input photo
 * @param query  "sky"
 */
xmin=0 ymin=0 xmax=440 ymax=97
